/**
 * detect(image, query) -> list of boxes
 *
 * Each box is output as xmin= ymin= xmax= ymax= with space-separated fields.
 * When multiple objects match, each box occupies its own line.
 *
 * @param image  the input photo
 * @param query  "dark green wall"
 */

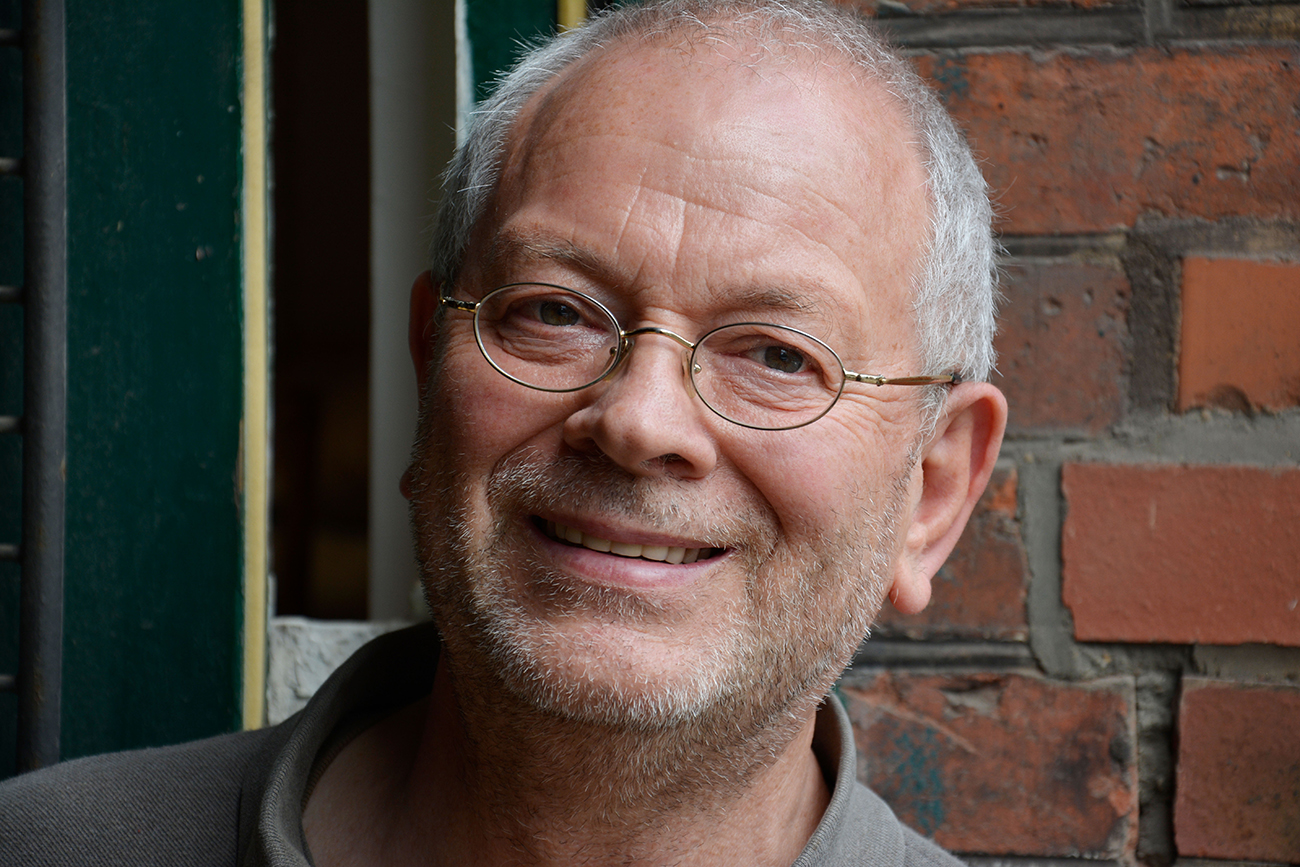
xmin=1 ymin=0 xmax=246 ymax=776
xmin=467 ymin=0 xmax=556 ymax=101
xmin=0 ymin=0 xmax=21 ymax=783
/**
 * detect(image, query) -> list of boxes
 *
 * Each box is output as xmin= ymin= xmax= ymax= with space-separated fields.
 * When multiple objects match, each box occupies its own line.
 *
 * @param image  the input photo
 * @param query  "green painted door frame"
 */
xmin=1 ymin=0 xmax=268 ymax=777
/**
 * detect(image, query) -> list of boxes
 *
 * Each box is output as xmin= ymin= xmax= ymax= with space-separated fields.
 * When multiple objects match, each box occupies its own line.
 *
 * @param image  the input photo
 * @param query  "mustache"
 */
xmin=483 ymin=447 xmax=776 ymax=553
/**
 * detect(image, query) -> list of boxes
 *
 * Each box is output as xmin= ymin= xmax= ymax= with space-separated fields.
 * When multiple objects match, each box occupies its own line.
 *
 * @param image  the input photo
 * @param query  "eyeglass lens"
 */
xmin=472 ymin=284 xmax=845 ymax=429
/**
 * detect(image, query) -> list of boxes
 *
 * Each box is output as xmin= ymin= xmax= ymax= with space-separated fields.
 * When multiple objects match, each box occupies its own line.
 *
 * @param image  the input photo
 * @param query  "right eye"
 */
xmin=703 ymin=326 xmax=824 ymax=380
xmin=491 ymin=288 xmax=605 ymax=331
xmin=481 ymin=286 xmax=617 ymax=351
xmin=476 ymin=286 xmax=620 ymax=388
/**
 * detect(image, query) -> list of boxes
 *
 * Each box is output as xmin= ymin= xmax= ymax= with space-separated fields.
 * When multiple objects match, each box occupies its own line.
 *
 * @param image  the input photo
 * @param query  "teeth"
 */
xmin=549 ymin=521 xmax=709 ymax=564
xmin=610 ymin=540 xmax=642 ymax=557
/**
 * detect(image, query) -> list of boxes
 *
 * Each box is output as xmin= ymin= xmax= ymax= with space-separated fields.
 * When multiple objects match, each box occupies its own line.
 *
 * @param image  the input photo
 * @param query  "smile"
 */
xmin=540 ymin=519 xmax=721 ymax=565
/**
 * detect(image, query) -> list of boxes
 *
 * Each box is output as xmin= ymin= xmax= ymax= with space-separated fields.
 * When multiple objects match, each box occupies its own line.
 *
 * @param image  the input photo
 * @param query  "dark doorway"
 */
xmin=271 ymin=0 xmax=371 ymax=619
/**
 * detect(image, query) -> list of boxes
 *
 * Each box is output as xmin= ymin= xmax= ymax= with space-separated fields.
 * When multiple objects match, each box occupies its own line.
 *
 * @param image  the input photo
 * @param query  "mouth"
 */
xmin=537 ymin=518 xmax=723 ymax=565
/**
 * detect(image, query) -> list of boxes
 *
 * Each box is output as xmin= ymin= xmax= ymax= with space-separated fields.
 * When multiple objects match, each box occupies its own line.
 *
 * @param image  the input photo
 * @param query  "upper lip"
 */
xmin=538 ymin=517 xmax=720 ymax=565
xmin=532 ymin=513 xmax=717 ymax=552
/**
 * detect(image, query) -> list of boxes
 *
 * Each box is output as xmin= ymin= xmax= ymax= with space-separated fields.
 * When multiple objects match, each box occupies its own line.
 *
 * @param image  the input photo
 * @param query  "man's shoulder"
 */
xmin=900 ymin=824 xmax=966 ymax=867
xmin=803 ymin=698 xmax=964 ymax=867
xmin=803 ymin=776 xmax=965 ymax=867
xmin=0 ymin=725 xmax=283 ymax=867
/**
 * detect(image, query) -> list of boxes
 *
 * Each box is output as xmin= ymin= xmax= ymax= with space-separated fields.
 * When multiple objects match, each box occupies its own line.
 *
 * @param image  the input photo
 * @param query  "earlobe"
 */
xmin=888 ymin=382 xmax=1008 ymax=615
xmin=409 ymin=271 xmax=440 ymax=392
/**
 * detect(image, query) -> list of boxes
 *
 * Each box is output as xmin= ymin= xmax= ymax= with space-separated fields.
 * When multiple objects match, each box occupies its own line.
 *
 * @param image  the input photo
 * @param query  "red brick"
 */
xmin=1179 ymin=257 xmax=1300 ymax=412
xmin=993 ymin=259 xmax=1129 ymax=434
xmin=835 ymin=0 xmax=1123 ymax=16
xmin=914 ymin=48 xmax=1300 ymax=234
xmin=874 ymin=465 xmax=1028 ymax=639
xmin=1175 ymin=678 xmax=1300 ymax=862
xmin=840 ymin=671 xmax=1137 ymax=858
xmin=1062 ymin=463 xmax=1300 ymax=646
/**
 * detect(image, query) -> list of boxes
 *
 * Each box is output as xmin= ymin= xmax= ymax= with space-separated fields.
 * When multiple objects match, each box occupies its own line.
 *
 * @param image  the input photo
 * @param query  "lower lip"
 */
xmin=527 ymin=518 xmax=720 ymax=592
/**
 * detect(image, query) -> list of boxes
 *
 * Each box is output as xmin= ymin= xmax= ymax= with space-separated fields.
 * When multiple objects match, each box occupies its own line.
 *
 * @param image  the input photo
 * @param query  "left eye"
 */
xmin=759 ymin=345 xmax=806 ymax=374
xmin=537 ymin=300 xmax=582 ymax=326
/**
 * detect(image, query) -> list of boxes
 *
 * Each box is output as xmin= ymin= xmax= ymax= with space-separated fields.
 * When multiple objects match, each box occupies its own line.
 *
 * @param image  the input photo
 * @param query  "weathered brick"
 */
xmin=994 ymin=258 xmax=1129 ymax=435
xmin=914 ymin=47 xmax=1300 ymax=234
xmin=839 ymin=671 xmax=1138 ymax=858
xmin=1062 ymin=463 xmax=1300 ymax=646
xmin=1174 ymin=678 xmax=1300 ymax=862
xmin=1178 ymin=256 xmax=1300 ymax=412
xmin=836 ymin=0 xmax=1124 ymax=16
xmin=874 ymin=465 xmax=1028 ymax=639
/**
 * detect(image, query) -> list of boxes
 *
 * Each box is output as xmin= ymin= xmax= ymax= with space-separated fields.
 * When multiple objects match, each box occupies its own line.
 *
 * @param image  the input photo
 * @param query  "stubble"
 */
xmin=407 ymin=390 xmax=911 ymax=779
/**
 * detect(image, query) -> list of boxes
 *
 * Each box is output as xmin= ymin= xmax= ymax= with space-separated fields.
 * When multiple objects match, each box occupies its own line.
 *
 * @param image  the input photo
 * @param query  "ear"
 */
xmin=402 ymin=271 xmax=440 ymax=501
xmin=408 ymin=271 xmax=440 ymax=393
xmin=888 ymin=382 xmax=1008 ymax=615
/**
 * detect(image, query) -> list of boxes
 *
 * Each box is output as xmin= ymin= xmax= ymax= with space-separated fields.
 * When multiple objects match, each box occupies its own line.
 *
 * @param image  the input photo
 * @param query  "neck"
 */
xmin=308 ymin=655 xmax=832 ymax=867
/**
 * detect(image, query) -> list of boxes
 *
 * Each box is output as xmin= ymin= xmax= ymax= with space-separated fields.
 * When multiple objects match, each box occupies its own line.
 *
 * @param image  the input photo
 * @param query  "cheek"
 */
xmin=728 ymin=412 xmax=910 ymax=537
xmin=727 ymin=435 xmax=860 ymax=537
xmin=433 ymin=343 xmax=577 ymax=460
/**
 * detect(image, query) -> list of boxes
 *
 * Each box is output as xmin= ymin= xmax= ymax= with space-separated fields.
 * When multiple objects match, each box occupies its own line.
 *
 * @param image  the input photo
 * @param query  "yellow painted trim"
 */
xmin=240 ymin=0 xmax=270 ymax=731
xmin=558 ymin=0 xmax=587 ymax=30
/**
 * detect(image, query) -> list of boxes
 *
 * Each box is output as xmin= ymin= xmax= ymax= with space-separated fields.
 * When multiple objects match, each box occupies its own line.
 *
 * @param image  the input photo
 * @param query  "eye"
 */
xmin=760 ymin=344 xmax=805 ymax=374
xmin=538 ymin=299 xmax=582 ymax=327
xmin=700 ymin=324 xmax=829 ymax=381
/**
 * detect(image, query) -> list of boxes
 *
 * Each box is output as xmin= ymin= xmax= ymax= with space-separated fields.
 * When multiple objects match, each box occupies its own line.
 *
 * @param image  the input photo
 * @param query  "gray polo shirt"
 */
xmin=0 ymin=624 xmax=962 ymax=867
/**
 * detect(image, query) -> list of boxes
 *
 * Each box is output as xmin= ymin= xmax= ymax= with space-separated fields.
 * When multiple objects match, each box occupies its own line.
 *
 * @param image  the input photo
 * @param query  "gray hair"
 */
xmin=429 ymin=0 xmax=997 ymax=412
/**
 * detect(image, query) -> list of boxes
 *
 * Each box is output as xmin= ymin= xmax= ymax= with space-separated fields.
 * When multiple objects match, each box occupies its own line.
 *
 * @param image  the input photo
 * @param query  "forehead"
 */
xmin=473 ymin=37 xmax=930 ymax=351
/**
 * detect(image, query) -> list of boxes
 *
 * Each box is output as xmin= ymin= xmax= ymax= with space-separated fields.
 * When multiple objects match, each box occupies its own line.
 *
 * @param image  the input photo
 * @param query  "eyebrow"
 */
xmin=484 ymin=229 xmax=626 ymax=288
xmin=484 ymin=228 xmax=831 ymax=321
xmin=727 ymin=286 xmax=822 ymax=317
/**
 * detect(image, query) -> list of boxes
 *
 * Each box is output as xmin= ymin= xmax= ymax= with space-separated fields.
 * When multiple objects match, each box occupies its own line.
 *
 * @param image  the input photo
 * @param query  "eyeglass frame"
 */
xmin=438 ymin=282 xmax=961 ymax=431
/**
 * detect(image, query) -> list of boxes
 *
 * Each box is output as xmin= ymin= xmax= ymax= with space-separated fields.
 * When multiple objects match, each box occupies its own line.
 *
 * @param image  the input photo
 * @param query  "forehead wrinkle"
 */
xmin=613 ymin=160 xmax=682 ymax=292
xmin=488 ymin=228 xmax=826 ymax=311
xmin=582 ymin=139 xmax=911 ymax=278
xmin=495 ymin=171 xmax=872 ymax=335
xmin=515 ymin=122 xmax=907 ymax=260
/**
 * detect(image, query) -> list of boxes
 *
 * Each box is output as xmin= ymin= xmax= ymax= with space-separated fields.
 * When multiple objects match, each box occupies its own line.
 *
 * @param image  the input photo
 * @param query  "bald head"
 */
xmin=430 ymin=0 xmax=997 ymax=390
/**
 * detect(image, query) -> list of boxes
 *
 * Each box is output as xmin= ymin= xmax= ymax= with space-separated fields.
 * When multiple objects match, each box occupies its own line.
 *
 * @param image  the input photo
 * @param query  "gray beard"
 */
xmin=406 ymin=394 xmax=910 ymax=808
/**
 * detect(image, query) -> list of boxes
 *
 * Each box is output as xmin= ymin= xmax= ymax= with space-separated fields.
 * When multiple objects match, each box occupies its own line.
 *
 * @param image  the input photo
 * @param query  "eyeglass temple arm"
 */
xmin=439 ymin=296 xmax=477 ymax=313
xmin=846 ymin=371 xmax=963 ymax=387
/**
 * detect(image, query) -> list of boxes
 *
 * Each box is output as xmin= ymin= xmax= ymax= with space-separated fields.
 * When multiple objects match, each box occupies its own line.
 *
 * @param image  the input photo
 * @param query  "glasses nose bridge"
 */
xmin=605 ymin=325 xmax=698 ymax=385
xmin=620 ymin=324 xmax=697 ymax=353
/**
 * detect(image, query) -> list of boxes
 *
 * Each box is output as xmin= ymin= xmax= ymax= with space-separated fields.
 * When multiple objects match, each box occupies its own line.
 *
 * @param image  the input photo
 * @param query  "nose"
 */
xmin=562 ymin=330 xmax=718 ymax=479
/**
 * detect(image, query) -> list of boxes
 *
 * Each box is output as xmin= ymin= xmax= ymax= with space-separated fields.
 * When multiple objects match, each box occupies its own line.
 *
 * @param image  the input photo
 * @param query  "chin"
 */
xmin=429 ymin=554 xmax=871 ymax=739
xmin=432 ymin=570 xmax=746 ymax=730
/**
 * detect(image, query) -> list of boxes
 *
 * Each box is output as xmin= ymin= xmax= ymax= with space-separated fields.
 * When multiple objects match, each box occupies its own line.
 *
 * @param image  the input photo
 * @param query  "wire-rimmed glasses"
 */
xmin=439 ymin=282 xmax=960 ymax=431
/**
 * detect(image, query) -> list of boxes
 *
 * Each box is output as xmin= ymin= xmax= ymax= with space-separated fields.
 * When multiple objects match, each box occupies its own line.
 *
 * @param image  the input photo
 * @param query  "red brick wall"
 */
xmin=1174 ymin=679 xmax=1300 ymax=863
xmin=844 ymin=2 xmax=1300 ymax=864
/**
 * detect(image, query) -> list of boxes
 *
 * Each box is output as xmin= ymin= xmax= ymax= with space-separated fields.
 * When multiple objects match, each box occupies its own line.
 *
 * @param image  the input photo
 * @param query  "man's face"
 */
xmin=410 ymin=42 xmax=931 ymax=736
